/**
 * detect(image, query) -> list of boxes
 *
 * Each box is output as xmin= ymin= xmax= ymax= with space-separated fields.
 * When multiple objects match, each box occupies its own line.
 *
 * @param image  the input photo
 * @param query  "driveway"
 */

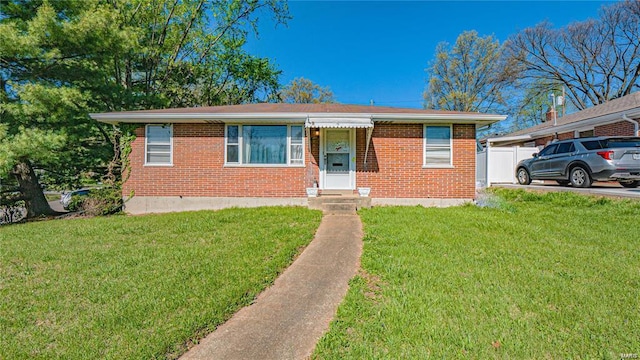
xmin=495 ymin=182 xmax=640 ymax=199
xmin=48 ymin=199 xmax=67 ymax=213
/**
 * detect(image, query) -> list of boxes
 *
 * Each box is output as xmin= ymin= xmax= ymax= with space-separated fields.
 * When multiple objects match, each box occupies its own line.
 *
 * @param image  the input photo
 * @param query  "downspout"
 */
xmin=485 ymin=140 xmax=491 ymax=187
xmin=621 ymin=114 xmax=639 ymax=136
xmin=305 ymin=127 xmax=312 ymax=152
xmin=363 ymin=117 xmax=374 ymax=165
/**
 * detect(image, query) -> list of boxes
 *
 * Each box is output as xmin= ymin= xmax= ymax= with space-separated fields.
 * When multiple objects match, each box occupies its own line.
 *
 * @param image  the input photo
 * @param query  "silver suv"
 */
xmin=516 ymin=137 xmax=640 ymax=188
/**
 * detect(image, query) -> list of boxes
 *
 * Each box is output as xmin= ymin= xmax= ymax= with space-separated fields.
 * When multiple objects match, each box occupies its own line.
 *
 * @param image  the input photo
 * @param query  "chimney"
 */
xmin=545 ymin=108 xmax=556 ymax=123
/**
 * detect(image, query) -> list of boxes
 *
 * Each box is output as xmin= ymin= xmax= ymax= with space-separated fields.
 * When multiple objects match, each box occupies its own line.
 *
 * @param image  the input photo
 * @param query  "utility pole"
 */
xmin=562 ymin=87 xmax=566 ymax=117
xmin=549 ymin=93 xmax=557 ymax=126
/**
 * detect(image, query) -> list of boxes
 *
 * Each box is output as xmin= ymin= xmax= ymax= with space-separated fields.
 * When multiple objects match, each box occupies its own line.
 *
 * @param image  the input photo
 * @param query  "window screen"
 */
xmin=146 ymin=125 xmax=172 ymax=165
xmin=424 ymin=125 xmax=452 ymax=165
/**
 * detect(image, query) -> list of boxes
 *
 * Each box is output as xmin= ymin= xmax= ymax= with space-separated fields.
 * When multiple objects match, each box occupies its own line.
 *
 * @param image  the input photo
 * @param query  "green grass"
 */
xmin=0 ymin=207 xmax=322 ymax=359
xmin=313 ymin=189 xmax=640 ymax=359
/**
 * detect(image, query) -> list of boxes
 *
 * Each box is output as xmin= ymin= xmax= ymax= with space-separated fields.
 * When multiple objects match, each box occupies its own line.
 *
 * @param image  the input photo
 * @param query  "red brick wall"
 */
xmin=355 ymin=124 xmax=476 ymax=199
xmin=124 ymin=124 xmax=310 ymax=197
xmin=557 ymin=131 xmax=575 ymax=140
xmin=512 ymin=120 xmax=639 ymax=148
xmin=594 ymin=120 xmax=638 ymax=137
xmin=124 ymin=123 xmax=477 ymax=199
xmin=533 ymin=131 xmax=574 ymax=147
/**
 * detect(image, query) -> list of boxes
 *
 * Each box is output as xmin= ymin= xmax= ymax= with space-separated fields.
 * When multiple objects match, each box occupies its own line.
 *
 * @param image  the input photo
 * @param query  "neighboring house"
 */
xmin=90 ymin=103 xmax=505 ymax=214
xmin=486 ymin=92 xmax=640 ymax=148
xmin=476 ymin=92 xmax=640 ymax=186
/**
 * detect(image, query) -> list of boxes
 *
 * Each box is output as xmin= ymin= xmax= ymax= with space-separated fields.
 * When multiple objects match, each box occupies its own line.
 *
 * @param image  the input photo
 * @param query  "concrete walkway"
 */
xmin=180 ymin=214 xmax=363 ymax=360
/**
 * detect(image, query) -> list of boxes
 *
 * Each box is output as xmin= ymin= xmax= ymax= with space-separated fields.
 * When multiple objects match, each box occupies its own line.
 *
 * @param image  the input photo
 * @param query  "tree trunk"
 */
xmin=105 ymin=126 xmax=122 ymax=186
xmin=12 ymin=160 xmax=57 ymax=218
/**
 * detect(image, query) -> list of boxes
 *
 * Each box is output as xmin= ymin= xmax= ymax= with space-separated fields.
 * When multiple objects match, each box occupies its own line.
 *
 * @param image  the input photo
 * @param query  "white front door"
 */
xmin=321 ymin=129 xmax=355 ymax=189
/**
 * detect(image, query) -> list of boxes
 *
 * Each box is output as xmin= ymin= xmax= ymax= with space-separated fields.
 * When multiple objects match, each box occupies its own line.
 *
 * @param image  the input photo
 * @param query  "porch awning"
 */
xmin=305 ymin=117 xmax=376 ymax=165
xmin=305 ymin=117 xmax=374 ymax=128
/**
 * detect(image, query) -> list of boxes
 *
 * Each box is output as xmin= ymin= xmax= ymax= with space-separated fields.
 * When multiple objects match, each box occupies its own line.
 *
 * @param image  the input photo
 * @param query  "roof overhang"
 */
xmin=484 ymin=134 xmax=533 ymax=146
xmin=90 ymin=111 xmax=507 ymax=126
xmin=488 ymin=108 xmax=640 ymax=143
xmin=529 ymin=109 xmax=640 ymax=137
xmin=305 ymin=117 xmax=373 ymax=128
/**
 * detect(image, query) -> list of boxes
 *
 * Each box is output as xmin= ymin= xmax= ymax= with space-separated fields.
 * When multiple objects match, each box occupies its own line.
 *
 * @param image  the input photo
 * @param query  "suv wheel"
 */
xmin=517 ymin=168 xmax=531 ymax=185
xmin=570 ymin=166 xmax=592 ymax=188
xmin=619 ymin=180 xmax=640 ymax=188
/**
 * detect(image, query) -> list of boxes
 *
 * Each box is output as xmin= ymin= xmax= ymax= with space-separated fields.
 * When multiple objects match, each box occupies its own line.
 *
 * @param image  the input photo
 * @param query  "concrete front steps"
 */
xmin=308 ymin=190 xmax=371 ymax=215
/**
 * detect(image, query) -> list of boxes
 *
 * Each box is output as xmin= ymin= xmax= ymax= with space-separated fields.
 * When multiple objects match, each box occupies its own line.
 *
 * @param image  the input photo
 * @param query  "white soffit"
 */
xmin=305 ymin=117 xmax=374 ymax=128
xmin=90 ymin=111 xmax=506 ymax=125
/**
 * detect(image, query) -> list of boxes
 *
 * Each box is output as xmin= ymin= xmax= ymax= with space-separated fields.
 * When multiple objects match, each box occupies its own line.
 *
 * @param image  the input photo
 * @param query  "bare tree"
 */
xmin=506 ymin=0 xmax=640 ymax=110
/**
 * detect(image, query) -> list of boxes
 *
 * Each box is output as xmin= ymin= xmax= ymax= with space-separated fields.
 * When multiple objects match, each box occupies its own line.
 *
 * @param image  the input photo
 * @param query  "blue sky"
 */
xmin=245 ymin=0 xmax=613 ymax=109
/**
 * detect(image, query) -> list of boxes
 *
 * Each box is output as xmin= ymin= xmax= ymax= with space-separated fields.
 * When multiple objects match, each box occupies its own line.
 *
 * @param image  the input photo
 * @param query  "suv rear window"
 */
xmin=603 ymin=138 xmax=640 ymax=148
xmin=556 ymin=142 xmax=575 ymax=154
xmin=581 ymin=140 xmax=603 ymax=150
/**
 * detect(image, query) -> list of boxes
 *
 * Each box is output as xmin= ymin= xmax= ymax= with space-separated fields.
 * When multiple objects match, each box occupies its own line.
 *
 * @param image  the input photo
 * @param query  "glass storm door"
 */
xmin=322 ymin=129 xmax=354 ymax=189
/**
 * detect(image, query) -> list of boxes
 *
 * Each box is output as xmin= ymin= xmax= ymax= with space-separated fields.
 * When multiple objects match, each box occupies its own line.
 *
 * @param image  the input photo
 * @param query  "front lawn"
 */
xmin=314 ymin=189 xmax=639 ymax=359
xmin=0 ymin=207 xmax=322 ymax=359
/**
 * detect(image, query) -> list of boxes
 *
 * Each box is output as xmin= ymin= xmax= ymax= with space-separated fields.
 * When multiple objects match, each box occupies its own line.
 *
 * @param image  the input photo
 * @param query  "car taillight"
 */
xmin=597 ymin=151 xmax=614 ymax=160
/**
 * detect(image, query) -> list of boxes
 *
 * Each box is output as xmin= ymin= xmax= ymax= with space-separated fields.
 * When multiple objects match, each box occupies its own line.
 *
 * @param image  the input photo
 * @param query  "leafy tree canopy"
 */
xmin=423 ymin=30 xmax=519 ymax=113
xmin=280 ymin=77 xmax=335 ymax=104
xmin=0 ymin=0 xmax=289 ymax=218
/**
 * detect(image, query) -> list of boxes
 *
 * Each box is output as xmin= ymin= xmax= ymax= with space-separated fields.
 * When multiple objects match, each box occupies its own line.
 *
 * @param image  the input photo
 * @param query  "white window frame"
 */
xmin=288 ymin=125 xmax=304 ymax=166
xmin=144 ymin=124 xmax=173 ymax=166
xmin=423 ymin=124 xmax=453 ymax=168
xmin=225 ymin=125 xmax=240 ymax=164
xmin=224 ymin=124 xmax=305 ymax=167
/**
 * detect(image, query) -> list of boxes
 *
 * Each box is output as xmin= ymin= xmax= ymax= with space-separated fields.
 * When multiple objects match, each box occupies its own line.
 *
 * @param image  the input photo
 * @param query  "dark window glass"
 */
xmin=556 ymin=142 xmax=575 ymax=154
xmin=227 ymin=145 xmax=239 ymax=162
xmin=538 ymin=144 xmax=558 ymax=156
xmin=603 ymin=139 xmax=640 ymax=148
xmin=579 ymin=130 xmax=594 ymax=138
xmin=227 ymin=125 xmax=238 ymax=143
xmin=581 ymin=140 xmax=603 ymax=150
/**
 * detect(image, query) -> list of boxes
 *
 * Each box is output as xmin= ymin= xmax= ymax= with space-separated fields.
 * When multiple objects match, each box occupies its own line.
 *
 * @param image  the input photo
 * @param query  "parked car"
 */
xmin=516 ymin=137 xmax=640 ymax=188
xmin=60 ymin=189 xmax=91 ymax=210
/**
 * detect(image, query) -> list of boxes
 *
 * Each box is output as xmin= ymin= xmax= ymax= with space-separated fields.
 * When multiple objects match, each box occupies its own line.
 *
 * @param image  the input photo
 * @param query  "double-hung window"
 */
xmin=225 ymin=124 xmax=304 ymax=166
xmin=145 ymin=124 xmax=172 ymax=165
xmin=424 ymin=125 xmax=452 ymax=167
xmin=289 ymin=125 xmax=304 ymax=165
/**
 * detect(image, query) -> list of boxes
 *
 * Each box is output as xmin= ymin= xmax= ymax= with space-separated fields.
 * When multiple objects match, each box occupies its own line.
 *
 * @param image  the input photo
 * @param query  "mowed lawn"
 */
xmin=0 ymin=207 xmax=322 ymax=359
xmin=314 ymin=189 xmax=640 ymax=359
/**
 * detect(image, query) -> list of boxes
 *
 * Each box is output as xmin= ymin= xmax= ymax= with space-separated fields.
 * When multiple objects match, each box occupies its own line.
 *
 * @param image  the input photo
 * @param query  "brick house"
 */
xmin=485 ymin=92 xmax=640 ymax=148
xmin=91 ymin=104 xmax=505 ymax=214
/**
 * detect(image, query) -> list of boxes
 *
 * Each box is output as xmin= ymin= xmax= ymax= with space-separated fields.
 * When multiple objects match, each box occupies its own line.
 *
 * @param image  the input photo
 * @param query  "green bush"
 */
xmin=85 ymin=187 xmax=123 ymax=216
xmin=72 ymin=188 xmax=123 ymax=216
xmin=66 ymin=195 xmax=85 ymax=212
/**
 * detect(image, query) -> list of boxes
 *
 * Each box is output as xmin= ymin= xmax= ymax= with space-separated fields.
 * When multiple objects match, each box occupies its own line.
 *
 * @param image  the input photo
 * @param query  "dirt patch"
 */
xmin=358 ymin=269 xmax=385 ymax=300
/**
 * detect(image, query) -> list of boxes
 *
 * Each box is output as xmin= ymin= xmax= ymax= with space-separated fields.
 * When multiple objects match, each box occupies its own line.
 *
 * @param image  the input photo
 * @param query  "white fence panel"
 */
xmin=488 ymin=148 xmax=518 ymax=184
xmin=476 ymin=150 xmax=487 ymax=187
xmin=477 ymin=146 xmax=539 ymax=186
xmin=516 ymin=147 xmax=538 ymax=168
